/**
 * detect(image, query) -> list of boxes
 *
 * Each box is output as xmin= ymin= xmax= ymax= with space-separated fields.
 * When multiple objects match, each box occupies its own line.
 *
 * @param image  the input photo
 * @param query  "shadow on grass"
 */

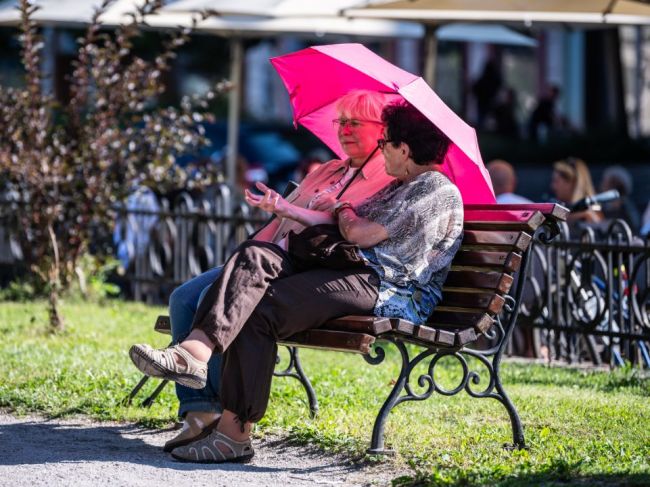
xmin=501 ymin=363 xmax=650 ymax=397
xmin=393 ymin=459 xmax=650 ymax=487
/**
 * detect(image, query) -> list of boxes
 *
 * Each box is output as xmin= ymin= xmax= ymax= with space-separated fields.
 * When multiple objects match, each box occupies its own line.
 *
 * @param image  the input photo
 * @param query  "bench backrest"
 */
xmin=379 ymin=208 xmax=545 ymax=348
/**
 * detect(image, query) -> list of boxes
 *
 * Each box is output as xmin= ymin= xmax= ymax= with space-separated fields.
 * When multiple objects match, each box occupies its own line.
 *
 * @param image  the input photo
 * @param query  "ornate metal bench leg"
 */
xmin=494 ymin=379 xmax=526 ymax=449
xmin=142 ymin=379 xmax=170 ymax=408
xmin=292 ymin=348 xmax=319 ymax=417
xmin=274 ymin=346 xmax=319 ymax=417
xmin=365 ymin=339 xmax=410 ymax=455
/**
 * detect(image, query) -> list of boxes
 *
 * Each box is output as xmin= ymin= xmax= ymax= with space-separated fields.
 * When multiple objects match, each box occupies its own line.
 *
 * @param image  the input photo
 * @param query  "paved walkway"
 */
xmin=0 ymin=413 xmax=400 ymax=486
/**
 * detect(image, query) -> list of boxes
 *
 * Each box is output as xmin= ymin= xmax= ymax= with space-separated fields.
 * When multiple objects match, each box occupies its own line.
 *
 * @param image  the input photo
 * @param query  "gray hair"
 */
xmin=602 ymin=165 xmax=633 ymax=196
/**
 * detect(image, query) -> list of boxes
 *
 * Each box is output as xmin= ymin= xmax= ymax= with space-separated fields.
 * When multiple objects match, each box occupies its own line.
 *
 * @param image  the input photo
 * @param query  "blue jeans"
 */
xmin=168 ymin=266 xmax=224 ymax=418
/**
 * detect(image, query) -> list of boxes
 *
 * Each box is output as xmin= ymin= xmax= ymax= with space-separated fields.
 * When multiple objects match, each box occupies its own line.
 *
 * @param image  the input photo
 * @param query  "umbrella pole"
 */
xmin=227 ymin=37 xmax=244 ymax=192
xmin=423 ymin=25 xmax=438 ymax=88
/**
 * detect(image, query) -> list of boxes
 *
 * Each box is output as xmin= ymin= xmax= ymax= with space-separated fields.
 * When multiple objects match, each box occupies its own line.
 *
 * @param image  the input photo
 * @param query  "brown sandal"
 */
xmin=170 ymin=430 xmax=254 ymax=463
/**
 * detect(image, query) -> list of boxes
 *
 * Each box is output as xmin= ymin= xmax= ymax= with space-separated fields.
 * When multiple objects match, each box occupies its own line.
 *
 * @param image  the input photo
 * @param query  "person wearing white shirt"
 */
xmin=487 ymin=159 xmax=533 ymax=204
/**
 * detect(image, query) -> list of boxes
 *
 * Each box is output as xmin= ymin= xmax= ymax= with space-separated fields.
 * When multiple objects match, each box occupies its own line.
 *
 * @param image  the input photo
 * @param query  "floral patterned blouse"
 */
xmin=355 ymin=170 xmax=464 ymax=324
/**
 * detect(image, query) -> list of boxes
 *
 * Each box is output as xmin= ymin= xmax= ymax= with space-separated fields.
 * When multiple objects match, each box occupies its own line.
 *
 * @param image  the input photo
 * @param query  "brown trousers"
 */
xmin=191 ymin=240 xmax=379 ymax=423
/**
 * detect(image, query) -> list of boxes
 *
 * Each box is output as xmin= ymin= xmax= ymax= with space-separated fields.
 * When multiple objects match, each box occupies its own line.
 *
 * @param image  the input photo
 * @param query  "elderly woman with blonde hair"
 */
xmin=156 ymin=89 xmax=394 ymax=453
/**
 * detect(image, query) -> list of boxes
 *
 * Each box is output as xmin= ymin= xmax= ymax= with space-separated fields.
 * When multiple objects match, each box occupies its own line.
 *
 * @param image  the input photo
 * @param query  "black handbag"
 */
xmin=286 ymin=147 xmax=383 ymax=271
xmin=287 ymin=223 xmax=366 ymax=270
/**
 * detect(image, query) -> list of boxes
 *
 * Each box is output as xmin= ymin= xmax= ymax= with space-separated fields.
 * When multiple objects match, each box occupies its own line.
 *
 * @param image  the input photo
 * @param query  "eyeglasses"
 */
xmin=332 ymin=118 xmax=381 ymax=129
xmin=377 ymin=138 xmax=394 ymax=150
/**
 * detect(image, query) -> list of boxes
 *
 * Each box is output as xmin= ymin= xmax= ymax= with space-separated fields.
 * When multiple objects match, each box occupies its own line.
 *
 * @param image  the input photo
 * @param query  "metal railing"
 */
xmin=1 ymin=191 xmax=649 ymax=367
xmin=111 ymin=185 xmax=266 ymax=302
xmin=515 ymin=220 xmax=650 ymax=367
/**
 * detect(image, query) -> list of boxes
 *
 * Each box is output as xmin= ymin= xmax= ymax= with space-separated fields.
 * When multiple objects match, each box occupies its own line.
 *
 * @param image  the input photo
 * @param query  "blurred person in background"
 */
xmin=293 ymin=148 xmax=331 ymax=183
xmin=551 ymin=157 xmax=603 ymax=226
xmin=471 ymin=58 xmax=502 ymax=130
xmin=113 ymin=185 xmax=160 ymax=272
xmin=493 ymin=87 xmax=519 ymax=139
xmin=529 ymin=85 xmax=561 ymax=143
xmin=599 ymin=165 xmax=641 ymax=233
xmin=487 ymin=159 xmax=532 ymax=204
xmin=641 ymin=202 xmax=650 ymax=237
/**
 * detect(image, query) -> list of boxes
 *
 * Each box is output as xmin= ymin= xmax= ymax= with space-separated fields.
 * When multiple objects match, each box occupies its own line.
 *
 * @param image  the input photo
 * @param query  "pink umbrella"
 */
xmin=270 ymin=43 xmax=495 ymax=204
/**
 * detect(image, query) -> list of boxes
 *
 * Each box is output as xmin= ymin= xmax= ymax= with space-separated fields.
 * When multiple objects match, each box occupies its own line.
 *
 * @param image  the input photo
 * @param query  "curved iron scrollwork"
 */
xmin=273 ymin=346 xmax=318 ymax=417
xmin=364 ymin=336 xmax=526 ymax=454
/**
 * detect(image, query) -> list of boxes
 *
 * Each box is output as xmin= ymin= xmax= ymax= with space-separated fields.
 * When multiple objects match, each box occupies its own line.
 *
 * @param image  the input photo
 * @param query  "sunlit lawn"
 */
xmin=1 ymin=300 xmax=649 ymax=486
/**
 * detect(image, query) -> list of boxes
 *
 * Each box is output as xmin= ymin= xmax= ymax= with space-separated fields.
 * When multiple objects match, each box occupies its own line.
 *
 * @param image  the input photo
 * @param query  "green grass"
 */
xmin=1 ymin=300 xmax=649 ymax=486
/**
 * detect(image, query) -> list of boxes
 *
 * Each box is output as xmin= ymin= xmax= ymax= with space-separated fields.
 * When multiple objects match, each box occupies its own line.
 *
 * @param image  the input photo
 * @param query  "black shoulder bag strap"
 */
xmin=335 ymin=144 xmax=380 ymax=200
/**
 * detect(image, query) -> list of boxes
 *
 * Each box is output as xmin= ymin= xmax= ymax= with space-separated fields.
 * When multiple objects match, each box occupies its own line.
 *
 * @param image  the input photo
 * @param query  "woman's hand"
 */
xmin=246 ymin=181 xmax=335 ymax=227
xmin=245 ymin=182 xmax=293 ymax=219
xmin=310 ymin=194 xmax=338 ymax=212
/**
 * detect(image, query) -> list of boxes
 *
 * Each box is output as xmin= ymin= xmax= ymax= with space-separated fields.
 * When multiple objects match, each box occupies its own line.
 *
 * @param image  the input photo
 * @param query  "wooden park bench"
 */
xmin=125 ymin=203 xmax=568 ymax=454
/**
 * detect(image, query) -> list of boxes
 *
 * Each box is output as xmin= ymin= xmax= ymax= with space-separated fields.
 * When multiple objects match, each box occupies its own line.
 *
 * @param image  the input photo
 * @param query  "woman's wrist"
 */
xmin=333 ymin=201 xmax=354 ymax=216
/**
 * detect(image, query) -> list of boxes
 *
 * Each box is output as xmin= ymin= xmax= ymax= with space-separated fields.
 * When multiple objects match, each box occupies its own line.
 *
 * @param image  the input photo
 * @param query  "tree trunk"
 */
xmin=47 ymin=223 xmax=64 ymax=332
xmin=48 ymin=283 xmax=64 ymax=332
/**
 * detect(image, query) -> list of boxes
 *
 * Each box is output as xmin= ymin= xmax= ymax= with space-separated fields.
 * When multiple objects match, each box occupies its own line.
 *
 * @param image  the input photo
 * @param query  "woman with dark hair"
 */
xmin=129 ymin=101 xmax=464 ymax=463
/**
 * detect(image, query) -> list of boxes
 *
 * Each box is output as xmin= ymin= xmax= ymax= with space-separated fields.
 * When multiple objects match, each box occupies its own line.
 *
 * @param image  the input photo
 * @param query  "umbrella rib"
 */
xmin=603 ymin=0 xmax=618 ymax=15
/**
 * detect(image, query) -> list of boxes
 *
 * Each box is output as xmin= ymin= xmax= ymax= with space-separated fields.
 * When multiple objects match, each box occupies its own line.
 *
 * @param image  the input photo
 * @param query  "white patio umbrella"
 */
xmin=345 ymin=0 xmax=650 ymax=26
xmin=0 ymin=0 xmax=105 ymax=26
xmin=0 ymin=0 xmax=159 ymax=27
xmin=345 ymin=0 xmax=650 ymax=86
xmin=436 ymin=23 xmax=537 ymax=47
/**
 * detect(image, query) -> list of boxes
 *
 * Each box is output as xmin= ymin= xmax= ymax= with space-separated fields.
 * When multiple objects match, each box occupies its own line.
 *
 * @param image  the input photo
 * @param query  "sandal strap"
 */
xmin=173 ymin=429 xmax=253 ymax=462
xmin=212 ymin=431 xmax=251 ymax=458
xmin=167 ymin=345 xmax=205 ymax=370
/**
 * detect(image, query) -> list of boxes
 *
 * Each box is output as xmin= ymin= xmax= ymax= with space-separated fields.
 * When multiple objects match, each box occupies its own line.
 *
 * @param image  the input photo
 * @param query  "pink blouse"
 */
xmin=253 ymin=151 xmax=394 ymax=244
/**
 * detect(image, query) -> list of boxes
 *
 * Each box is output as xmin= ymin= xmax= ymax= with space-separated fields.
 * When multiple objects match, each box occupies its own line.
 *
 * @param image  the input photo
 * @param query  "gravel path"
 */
xmin=0 ymin=413 xmax=403 ymax=486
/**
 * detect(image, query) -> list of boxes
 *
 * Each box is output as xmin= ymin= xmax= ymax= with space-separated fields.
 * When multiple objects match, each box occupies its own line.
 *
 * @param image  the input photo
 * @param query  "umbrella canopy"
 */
xmin=437 ymin=23 xmax=537 ymax=47
xmin=270 ymin=43 xmax=495 ymax=204
xmin=345 ymin=0 xmax=650 ymax=26
xmin=0 ymin=0 xmax=104 ymax=26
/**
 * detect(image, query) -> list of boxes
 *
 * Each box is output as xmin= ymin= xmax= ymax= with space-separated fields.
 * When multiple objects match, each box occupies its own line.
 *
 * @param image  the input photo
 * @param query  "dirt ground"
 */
xmin=0 ymin=412 xmax=405 ymax=486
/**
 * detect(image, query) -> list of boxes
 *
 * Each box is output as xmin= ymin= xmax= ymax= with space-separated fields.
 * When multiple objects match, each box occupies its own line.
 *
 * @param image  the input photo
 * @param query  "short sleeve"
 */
xmin=383 ymin=207 xmax=418 ymax=240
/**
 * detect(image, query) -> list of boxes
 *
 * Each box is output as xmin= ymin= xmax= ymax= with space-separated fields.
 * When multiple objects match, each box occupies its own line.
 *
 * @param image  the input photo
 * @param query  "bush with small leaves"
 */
xmin=0 ymin=0 xmax=230 ymax=330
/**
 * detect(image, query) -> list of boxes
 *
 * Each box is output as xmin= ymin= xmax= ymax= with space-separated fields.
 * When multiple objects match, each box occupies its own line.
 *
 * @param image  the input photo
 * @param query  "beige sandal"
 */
xmin=129 ymin=343 xmax=208 ymax=389
xmin=170 ymin=430 xmax=255 ymax=463
xmin=163 ymin=416 xmax=221 ymax=453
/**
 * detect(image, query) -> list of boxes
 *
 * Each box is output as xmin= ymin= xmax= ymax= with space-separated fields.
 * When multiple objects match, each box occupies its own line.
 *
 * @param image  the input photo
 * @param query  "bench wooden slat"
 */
xmin=464 ymin=210 xmax=545 ymax=232
xmin=453 ymin=250 xmax=522 ymax=272
xmin=415 ymin=325 xmax=477 ymax=347
xmin=444 ymin=270 xmax=514 ymax=294
xmin=462 ymin=230 xmax=532 ymax=251
xmin=429 ymin=311 xmax=494 ymax=333
xmin=391 ymin=318 xmax=416 ymax=336
xmin=389 ymin=319 xmax=479 ymax=348
xmin=414 ymin=324 xmax=462 ymax=347
xmin=453 ymin=327 xmax=478 ymax=346
xmin=438 ymin=291 xmax=505 ymax=315
xmin=321 ymin=315 xmax=392 ymax=335
xmin=280 ymin=330 xmax=375 ymax=354
xmin=464 ymin=203 xmax=569 ymax=222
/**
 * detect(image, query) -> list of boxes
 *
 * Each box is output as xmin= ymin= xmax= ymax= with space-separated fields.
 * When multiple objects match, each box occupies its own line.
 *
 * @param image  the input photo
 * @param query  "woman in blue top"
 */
xmin=129 ymin=101 xmax=464 ymax=463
